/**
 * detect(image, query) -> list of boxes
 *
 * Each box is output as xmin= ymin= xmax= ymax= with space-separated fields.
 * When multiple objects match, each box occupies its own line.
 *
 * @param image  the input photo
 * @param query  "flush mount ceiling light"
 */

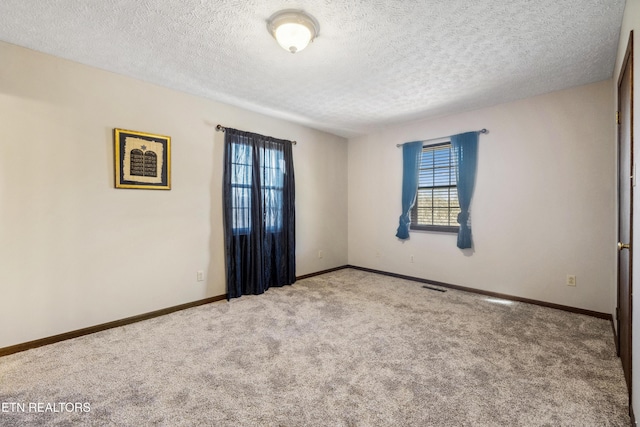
xmin=267 ymin=9 xmax=319 ymax=54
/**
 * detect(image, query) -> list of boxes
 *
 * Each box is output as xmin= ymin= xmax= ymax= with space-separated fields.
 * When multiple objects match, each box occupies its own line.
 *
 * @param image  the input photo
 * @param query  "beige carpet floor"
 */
xmin=0 ymin=269 xmax=630 ymax=426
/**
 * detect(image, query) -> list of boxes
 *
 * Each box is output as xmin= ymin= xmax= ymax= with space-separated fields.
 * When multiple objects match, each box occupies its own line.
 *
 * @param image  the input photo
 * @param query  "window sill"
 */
xmin=410 ymin=225 xmax=459 ymax=234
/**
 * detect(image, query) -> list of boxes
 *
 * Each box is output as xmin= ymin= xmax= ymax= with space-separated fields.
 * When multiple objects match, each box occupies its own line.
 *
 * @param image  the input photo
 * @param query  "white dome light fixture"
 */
xmin=267 ymin=9 xmax=319 ymax=54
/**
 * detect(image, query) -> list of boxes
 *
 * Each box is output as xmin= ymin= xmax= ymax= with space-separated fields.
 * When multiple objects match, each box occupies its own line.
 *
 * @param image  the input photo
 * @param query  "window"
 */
xmin=230 ymin=142 xmax=253 ymax=234
xmin=230 ymin=143 xmax=285 ymax=234
xmin=410 ymin=142 xmax=460 ymax=232
xmin=260 ymin=146 xmax=285 ymax=232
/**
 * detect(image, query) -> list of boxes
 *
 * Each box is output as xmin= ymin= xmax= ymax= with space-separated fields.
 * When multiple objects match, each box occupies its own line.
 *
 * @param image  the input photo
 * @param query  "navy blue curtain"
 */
xmin=222 ymin=128 xmax=295 ymax=299
xmin=451 ymin=131 xmax=479 ymax=249
xmin=396 ymin=141 xmax=423 ymax=239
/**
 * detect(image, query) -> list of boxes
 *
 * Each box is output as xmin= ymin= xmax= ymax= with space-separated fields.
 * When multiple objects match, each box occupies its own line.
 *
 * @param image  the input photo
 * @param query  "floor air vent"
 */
xmin=422 ymin=285 xmax=446 ymax=292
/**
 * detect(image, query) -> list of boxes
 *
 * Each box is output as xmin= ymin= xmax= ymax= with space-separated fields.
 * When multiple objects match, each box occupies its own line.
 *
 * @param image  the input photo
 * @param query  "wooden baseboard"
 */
xmin=296 ymin=265 xmax=350 ymax=280
xmin=347 ymin=265 xmax=612 ymax=320
xmin=0 ymin=294 xmax=227 ymax=358
xmin=0 ymin=266 xmax=352 ymax=358
xmin=1 ymin=264 xmax=613 ymax=358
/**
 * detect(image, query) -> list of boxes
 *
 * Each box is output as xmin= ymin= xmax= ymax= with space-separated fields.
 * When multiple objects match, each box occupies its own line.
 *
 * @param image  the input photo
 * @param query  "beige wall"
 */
xmin=0 ymin=33 xmax=619 ymax=360
xmin=0 ymin=41 xmax=348 ymax=348
xmin=348 ymin=80 xmax=615 ymax=314
xmin=615 ymin=0 xmax=640 ymax=419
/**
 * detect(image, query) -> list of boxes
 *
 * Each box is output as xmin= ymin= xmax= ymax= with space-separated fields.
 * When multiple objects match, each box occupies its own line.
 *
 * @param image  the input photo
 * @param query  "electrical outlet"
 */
xmin=318 ymin=250 xmax=323 ymax=259
xmin=566 ymin=275 xmax=576 ymax=287
xmin=376 ymin=251 xmax=380 ymax=258
xmin=410 ymin=255 xmax=414 ymax=263
xmin=197 ymin=271 xmax=204 ymax=282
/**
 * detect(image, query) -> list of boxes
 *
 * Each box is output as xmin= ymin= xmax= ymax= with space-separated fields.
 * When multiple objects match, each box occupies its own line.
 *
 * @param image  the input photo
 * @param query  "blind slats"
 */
xmin=411 ymin=143 xmax=459 ymax=228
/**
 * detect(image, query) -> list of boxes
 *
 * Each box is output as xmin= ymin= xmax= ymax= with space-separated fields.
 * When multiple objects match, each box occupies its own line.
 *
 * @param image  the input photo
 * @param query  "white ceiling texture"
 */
xmin=0 ymin=1 xmax=627 ymax=138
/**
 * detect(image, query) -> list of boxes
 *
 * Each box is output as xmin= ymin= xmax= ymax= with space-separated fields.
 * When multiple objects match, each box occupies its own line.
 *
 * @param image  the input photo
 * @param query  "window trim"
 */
xmin=410 ymin=141 xmax=460 ymax=234
xmin=410 ymin=223 xmax=459 ymax=233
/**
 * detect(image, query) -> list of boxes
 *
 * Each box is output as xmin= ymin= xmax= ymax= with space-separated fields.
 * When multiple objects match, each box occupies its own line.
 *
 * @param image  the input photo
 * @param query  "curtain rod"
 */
xmin=216 ymin=124 xmax=297 ymax=145
xmin=396 ymin=128 xmax=488 ymax=147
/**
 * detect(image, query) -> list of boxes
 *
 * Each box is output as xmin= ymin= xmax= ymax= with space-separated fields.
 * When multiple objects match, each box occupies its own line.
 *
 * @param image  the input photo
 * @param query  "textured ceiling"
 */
xmin=0 ymin=1 xmax=626 ymax=138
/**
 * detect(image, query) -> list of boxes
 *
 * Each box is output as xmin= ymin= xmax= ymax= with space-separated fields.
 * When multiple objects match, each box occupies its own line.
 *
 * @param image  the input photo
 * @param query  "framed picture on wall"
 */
xmin=114 ymin=128 xmax=171 ymax=190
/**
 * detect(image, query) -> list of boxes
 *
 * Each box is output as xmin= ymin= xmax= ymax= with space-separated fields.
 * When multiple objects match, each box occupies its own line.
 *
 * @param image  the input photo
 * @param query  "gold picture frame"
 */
xmin=114 ymin=128 xmax=171 ymax=190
